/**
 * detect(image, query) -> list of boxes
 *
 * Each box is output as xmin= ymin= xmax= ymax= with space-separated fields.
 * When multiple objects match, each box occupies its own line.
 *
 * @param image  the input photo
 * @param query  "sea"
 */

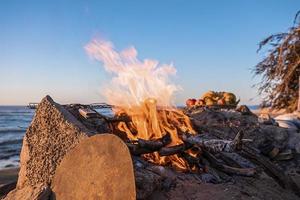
xmin=0 ymin=106 xmax=34 ymax=169
xmin=0 ymin=104 xmax=259 ymax=170
xmin=0 ymin=106 xmax=115 ymax=170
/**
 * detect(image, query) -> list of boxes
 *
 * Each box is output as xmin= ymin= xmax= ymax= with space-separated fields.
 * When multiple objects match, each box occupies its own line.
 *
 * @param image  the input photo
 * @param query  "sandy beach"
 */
xmin=0 ymin=168 xmax=18 ymax=186
xmin=0 ymin=167 xmax=19 ymax=198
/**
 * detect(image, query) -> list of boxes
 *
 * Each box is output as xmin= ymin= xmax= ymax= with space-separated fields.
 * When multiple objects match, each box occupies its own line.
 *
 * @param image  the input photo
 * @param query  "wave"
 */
xmin=0 ymin=128 xmax=27 ymax=134
xmin=0 ymin=113 xmax=34 ymax=117
xmin=0 ymin=139 xmax=23 ymax=146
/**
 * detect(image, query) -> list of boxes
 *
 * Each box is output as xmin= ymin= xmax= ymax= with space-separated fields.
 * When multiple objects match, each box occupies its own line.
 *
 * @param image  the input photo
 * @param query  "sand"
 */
xmin=0 ymin=168 xmax=19 ymax=186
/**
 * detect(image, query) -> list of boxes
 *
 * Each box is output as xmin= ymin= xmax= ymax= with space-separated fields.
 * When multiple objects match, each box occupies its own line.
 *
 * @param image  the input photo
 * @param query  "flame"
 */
xmin=85 ymin=39 xmax=196 ymax=170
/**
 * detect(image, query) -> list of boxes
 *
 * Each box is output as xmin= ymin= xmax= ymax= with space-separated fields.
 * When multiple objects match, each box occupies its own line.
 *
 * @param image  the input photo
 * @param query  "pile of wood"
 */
xmin=71 ymin=104 xmax=300 ymax=199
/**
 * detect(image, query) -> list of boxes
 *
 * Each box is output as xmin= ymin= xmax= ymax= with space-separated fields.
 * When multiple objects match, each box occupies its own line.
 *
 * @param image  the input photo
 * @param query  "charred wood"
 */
xmin=158 ymin=143 xmax=193 ymax=156
xmin=181 ymin=131 xmax=244 ymax=153
xmin=240 ymin=145 xmax=300 ymax=197
xmin=126 ymin=143 xmax=156 ymax=155
xmin=136 ymin=133 xmax=171 ymax=150
xmin=203 ymin=150 xmax=257 ymax=177
xmin=137 ymin=139 xmax=164 ymax=151
xmin=219 ymin=152 xmax=256 ymax=169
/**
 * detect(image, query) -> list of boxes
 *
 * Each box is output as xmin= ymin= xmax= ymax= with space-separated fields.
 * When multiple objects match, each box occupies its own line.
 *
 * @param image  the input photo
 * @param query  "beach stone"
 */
xmin=4 ymin=183 xmax=51 ymax=200
xmin=287 ymin=131 xmax=300 ymax=153
xmin=17 ymin=95 xmax=95 ymax=188
xmin=259 ymin=125 xmax=289 ymax=149
xmin=258 ymin=113 xmax=277 ymax=125
xmin=51 ymin=134 xmax=135 ymax=200
xmin=275 ymin=113 xmax=300 ymax=130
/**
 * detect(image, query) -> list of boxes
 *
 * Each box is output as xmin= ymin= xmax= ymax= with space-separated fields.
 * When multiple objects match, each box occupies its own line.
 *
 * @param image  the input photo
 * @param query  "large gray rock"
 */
xmin=16 ymin=95 xmax=95 ymax=188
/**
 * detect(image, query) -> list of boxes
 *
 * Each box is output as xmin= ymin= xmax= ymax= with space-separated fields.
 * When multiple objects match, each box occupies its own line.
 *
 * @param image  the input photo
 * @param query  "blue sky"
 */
xmin=0 ymin=0 xmax=299 ymax=105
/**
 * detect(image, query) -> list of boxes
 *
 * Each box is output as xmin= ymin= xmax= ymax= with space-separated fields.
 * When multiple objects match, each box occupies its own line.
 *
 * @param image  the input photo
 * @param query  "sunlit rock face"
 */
xmin=3 ymin=95 xmax=95 ymax=200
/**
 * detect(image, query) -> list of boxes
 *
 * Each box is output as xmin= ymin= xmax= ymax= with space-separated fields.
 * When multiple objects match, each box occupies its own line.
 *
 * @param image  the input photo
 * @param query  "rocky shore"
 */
xmin=1 ymin=96 xmax=300 ymax=200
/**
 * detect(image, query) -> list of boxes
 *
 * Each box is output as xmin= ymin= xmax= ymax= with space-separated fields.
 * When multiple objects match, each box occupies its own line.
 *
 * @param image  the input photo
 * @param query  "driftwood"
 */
xmin=181 ymin=131 xmax=244 ymax=153
xmin=127 ymin=142 xmax=193 ymax=157
xmin=179 ymin=152 xmax=206 ymax=170
xmin=136 ymin=133 xmax=172 ymax=150
xmin=203 ymin=150 xmax=257 ymax=177
xmin=133 ymin=156 xmax=176 ymax=200
xmin=137 ymin=139 xmax=164 ymax=150
xmin=219 ymin=152 xmax=256 ymax=169
xmin=126 ymin=143 xmax=156 ymax=155
xmin=126 ymin=132 xmax=244 ymax=157
xmin=158 ymin=144 xmax=191 ymax=156
xmin=240 ymin=145 xmax=300 ymax=197
xmin=135 ymin=167 xmax=163 ymax=199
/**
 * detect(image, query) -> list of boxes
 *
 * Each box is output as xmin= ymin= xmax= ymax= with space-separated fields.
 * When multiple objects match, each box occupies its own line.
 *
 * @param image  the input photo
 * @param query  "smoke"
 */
xmin=85 ymin=39 xmax=180 ymax=107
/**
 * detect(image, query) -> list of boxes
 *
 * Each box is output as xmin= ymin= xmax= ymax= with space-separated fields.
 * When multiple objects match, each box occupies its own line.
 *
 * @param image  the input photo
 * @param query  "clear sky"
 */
xmin=1 ymin=0 xmax=299 ymax=105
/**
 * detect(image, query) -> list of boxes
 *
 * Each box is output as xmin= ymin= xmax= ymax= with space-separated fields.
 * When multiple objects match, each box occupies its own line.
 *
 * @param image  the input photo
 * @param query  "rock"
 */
xmin=199 ymin=173 xmax=219 ymax=183
xmin=258 ymin=113 xmax=277 ymax=125
xmin=17 ymin=95 xmax=95 ymax=188
xmin=4 ymin=184 xmax=51 ymax=200
xmin=275 ymin=113 xmax=300 ymax=130
xmin=275 ymin=149 xmax=294 ymax=161
xmin=0 ymin=181 xmax=17 ymax=198
xmin=6 ymin=96 xmax=94 ymax=200
xmin=276 ymin=120 xmax=298 ymax=131
xmin=259 ymin=125 xmax=289 ymax=149
xmin=51 ymin=134 xmax=135 ymax=200
xmin=135 ymin=167 xmax=162 ymax=200
xmin=236 ymin=105 xmax=252 ymax=115
xmin=287 ymin=131 xmax=300 ymax=153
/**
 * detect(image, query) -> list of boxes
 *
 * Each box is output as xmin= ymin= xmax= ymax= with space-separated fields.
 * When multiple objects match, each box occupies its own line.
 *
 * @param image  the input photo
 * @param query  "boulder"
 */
xmin=275 ymin=113 xmax=300 ymax=130
xmin=51 ymin=134 xmax=136 ymax=200
xmin=16 ymin=95 xmax=95 ymax=189
xmin=4 ymin=183 xmax=51 ymax=200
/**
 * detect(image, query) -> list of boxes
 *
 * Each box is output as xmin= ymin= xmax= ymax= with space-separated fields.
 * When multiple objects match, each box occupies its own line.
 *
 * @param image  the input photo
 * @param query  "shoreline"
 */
xmin=0 ymin=167 xmax=19 ymax=186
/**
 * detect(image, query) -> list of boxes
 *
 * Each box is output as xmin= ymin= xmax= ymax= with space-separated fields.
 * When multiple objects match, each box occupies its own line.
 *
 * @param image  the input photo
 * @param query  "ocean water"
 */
xmin=0 ymin=106 xmax=35 ymax=169
xmin=0 ymin=106 xmax=113 ymax=169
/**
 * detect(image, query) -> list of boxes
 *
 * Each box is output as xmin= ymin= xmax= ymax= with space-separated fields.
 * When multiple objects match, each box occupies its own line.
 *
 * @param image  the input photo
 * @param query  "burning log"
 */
xmin=136 ymin=139 xmax=164 ymax=150
xmin=179 ymin=151 xmax=207 ymax=171
xmin=158 ymin=143 xmax=191 ymax=156
xmin=126 ymin=134 xmax=173 ymax=155
xmin=126 ymin=141 xmax=193 ymax=157
xmin=136 ymin=133 xmax=172 ymax=150
xmin=126 ymin=143 xmax=157 ymax=155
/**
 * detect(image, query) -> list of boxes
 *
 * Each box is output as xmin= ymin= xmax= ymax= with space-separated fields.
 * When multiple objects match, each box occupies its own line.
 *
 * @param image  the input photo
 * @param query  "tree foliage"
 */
xmin=254 ymin=11 xmax=300 ymax=111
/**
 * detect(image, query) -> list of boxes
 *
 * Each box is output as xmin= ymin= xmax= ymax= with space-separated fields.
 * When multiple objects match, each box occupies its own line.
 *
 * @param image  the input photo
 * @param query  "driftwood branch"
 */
xmin=181 ymin=131 xmax=244 ymax=153
xmin=203 ymin=150 xmax=257 ymax=177
xmin=158 ymin=143 xmax=192 ymax=156
xmin=239 ymin=145 xmax=300 ymax=197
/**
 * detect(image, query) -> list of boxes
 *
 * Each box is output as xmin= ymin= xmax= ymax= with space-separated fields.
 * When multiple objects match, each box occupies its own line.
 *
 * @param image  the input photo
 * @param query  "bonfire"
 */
xmin=84 ymin=39 xmax=243 ymax=172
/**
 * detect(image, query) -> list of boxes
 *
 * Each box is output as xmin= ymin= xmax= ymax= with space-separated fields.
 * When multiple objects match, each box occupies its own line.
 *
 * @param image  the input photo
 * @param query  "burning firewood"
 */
xmin=158 ymin=143 xmax=191 ymax=156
